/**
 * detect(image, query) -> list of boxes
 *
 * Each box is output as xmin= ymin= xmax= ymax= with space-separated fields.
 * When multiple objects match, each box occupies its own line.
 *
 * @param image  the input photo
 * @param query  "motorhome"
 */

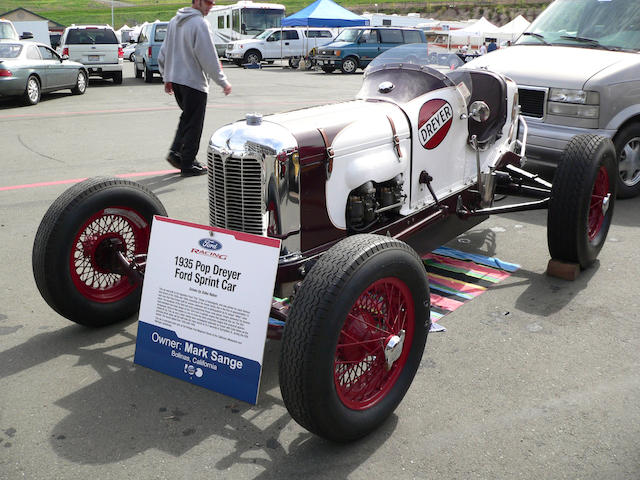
xmin=205 ymin=1 xmax=285 ymax=56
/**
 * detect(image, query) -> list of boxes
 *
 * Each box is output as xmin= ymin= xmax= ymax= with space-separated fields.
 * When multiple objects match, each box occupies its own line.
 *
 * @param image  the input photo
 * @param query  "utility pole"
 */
xmin=111 ymin=0 xmax=114 ymax=28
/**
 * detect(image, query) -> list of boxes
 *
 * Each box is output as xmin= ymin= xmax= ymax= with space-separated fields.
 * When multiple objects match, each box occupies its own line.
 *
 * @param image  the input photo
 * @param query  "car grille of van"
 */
xmin=207 ymin=152 xmax=264 ymax=235
xmin=518 ymin=88 xmax=546 ymax=118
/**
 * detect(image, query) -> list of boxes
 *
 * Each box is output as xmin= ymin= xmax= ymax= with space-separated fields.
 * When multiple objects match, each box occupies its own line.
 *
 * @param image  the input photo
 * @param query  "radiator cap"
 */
xmin=246 ymin=112 xmax=263 ymax=126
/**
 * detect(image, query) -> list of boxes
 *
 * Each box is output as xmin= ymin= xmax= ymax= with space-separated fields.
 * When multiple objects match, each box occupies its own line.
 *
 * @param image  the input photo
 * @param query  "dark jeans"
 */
xmin=170 ymin=83 xmax=207 ymax=169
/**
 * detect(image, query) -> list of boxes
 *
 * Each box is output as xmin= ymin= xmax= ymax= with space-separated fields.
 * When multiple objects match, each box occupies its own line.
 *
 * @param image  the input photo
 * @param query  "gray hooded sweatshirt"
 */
xmin=158 ymin=7 xmax=229 ymax=94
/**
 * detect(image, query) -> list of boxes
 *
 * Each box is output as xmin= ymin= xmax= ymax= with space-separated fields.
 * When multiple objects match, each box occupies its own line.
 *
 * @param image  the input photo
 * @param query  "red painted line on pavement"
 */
xmin=0 ymin=169 xmax=178 ymax=192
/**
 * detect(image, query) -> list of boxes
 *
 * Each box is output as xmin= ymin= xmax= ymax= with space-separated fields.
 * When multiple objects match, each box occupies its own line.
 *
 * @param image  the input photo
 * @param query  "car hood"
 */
xmin=319 ymin=41 xmax=352 ymax=51
xmin=230 ymin=39 xmax=263 ymax=47
xmin=463 ymin=45 xmax=638 ymax=89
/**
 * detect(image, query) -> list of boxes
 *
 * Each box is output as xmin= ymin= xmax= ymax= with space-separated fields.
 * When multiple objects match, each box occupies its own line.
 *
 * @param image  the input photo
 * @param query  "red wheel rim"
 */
xmin=588 ymin=166 xmax=610 ymax=240
xmin=70 ymin=207 xmax=150 ymax=303
xmin=334 ymin=277 xmax=415 ymax=410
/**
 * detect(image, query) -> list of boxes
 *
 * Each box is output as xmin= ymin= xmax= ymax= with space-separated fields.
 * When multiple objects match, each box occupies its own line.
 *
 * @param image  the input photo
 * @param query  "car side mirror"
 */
xmin=20 ymin=32 xmax=34 ymax=40
xmin=469 ymin=101 xmax=490 ymax=122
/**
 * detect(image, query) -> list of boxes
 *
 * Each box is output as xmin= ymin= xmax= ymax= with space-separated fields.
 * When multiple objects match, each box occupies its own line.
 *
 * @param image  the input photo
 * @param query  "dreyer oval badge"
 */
xmin=199 ymin=238 xmax=222 ymax=251
xmin=418 ymin=99 xmax=453 ymax=150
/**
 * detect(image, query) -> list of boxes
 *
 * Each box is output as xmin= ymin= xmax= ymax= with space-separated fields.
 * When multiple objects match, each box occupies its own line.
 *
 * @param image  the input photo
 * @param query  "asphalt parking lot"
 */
xmin=1 ymin=61 xmax=639 ymax=480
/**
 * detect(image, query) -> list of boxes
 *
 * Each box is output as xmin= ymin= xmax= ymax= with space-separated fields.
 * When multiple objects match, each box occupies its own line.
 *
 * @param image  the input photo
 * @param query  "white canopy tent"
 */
xmin=498 ymin=15 xmax=530 ymax=42
xmin=448 ymin=17 xmax=501 ymax=47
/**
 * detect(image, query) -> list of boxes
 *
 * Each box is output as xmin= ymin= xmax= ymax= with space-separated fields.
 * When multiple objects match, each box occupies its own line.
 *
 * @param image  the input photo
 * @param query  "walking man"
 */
xmin=159 ymin=0 xmax=232 ymax=176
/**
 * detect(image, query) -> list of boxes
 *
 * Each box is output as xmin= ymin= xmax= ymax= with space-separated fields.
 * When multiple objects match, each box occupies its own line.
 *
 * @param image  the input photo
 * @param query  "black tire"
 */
xmin=340 ymin=56 xmax=358 ymax=74
xmin=23 ymin=75 xmax=40 ymax=105
xmin=321 ymin=65 xmax=335 ymax=74
xmin=112 ymin=71 xmax=123 ymax=85
xmin=279 ymin=234 xmax=430 ymax=442
xmin=243 ymin=50 xmax=261 ymax=65
xmin=32 ymin=177 xmax=167 ymax=326
xmin=143 ymin=63 xmax=153 ymax=83
xmin=613 ymin=123 xmax=640 ymax=198
xmin=135 ymin=63 xmax=142 ymax=78
xmin=548 ymin=134 xmax=617 ymax=269
xmin=71 ymin=70 xmax=87 ymax=95
xmin=129 ymin=53 xmax=135 ymax=62
xmin=233 ymin=59 xmax=242 ymax=67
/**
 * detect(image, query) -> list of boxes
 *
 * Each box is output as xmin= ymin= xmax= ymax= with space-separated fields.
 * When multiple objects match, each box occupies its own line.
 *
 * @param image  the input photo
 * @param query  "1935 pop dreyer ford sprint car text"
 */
xmin=33 ymin=45 xmax=617 ymax=442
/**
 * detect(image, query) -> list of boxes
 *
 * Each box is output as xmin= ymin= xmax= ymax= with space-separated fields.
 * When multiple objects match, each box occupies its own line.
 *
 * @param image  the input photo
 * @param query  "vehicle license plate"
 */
xmin=88 ymin=55 xmax=99 ymax=61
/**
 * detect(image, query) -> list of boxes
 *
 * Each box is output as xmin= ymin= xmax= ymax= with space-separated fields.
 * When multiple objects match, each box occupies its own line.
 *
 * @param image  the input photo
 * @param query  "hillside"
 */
xmin=0 ymin=0 xmax=551 ymax=29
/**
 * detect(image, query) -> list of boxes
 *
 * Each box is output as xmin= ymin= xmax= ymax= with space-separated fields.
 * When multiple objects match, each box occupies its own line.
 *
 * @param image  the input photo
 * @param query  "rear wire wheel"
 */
xmin=279 ymin=234 xmax=430 ymax=442
xmin=547 ymin=134 xmax=617 ymax=269
xmin=32 ymin=177 xmax=166 ymax=326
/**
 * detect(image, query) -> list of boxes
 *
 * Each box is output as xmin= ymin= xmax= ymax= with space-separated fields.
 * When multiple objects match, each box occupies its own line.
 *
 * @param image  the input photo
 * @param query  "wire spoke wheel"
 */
xmin=334 ymin=277 xmax=414 ymax=410
xmin=548 ymin=134 xmax=617 ymax=268
xmin=70 ymin=207 xmax=150 ymax=303
xmin=32 ymin=177 xmax=166 ymax=326
xmin=279 ymin=234 xmax=430 ymax=442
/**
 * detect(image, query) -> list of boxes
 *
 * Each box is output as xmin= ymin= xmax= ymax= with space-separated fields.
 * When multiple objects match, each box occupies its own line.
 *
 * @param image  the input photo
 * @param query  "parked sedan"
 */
xmin=122 ymin=42 xmax=136 ymax=62
xmin=0 ymin=41 xmax=88 ymax=106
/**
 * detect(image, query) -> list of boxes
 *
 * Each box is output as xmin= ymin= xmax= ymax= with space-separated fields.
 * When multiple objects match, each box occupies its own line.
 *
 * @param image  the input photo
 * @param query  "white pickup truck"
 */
xmin=225 ymin=27 xmax=335 ymax=67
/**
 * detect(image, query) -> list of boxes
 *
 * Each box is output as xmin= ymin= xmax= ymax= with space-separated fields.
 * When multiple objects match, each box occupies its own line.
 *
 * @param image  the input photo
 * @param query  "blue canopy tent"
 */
xmin=281 ymin=0 xmax=369 ymax=27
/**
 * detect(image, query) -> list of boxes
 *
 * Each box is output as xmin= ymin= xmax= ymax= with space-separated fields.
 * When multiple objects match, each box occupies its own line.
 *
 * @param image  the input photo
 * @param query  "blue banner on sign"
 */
xmin=134 ymin=322 xmax=262 ymax=404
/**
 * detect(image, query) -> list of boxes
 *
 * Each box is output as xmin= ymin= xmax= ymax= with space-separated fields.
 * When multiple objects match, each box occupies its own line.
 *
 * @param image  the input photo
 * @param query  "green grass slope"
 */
xmin=1 ymin=0 xmax=548 ymax=30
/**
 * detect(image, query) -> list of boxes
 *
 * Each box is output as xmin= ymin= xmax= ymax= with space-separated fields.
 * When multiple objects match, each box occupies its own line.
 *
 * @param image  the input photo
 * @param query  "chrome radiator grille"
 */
xmin=207 ymin=152 xmax=264 ymax=235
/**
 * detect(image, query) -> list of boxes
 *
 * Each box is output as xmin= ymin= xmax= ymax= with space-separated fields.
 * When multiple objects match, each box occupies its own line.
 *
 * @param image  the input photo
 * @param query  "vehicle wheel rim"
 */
xmin=247 ymin=53 xmax=259 ymax=64
xmin=620 ymin=136 xmax=640 ymax=186
xmin=70 ymin=207 xmax=150 ymax=303
xmin=77 ymin=72 xmax=86 ymax=92
xmin=588 ymin=165 xmax=610 ymax=240
xmin=343 ymin=60 xmax=355 ymax=73
xmin=28 ymin=78 xmax=39 ymax=102
xmin=334 ymin=277 xmax=415 ymax=410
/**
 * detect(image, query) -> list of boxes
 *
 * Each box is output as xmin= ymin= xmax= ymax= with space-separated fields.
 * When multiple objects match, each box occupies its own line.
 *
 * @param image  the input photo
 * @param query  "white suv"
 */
xmin=58 ymin=25 xmax=123 ymax=84
xmin=225 ymin=27 xmax=335 ymax=67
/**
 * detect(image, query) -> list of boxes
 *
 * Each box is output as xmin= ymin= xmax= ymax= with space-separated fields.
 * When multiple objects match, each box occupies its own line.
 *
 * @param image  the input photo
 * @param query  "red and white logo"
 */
xmin=418 ymin=99 xmax=453 ymax=149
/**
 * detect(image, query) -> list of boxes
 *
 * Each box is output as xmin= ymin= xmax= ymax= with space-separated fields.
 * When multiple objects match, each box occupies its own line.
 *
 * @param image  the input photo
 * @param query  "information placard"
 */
xmin=134 ymin=216 xmax=281 ymax=404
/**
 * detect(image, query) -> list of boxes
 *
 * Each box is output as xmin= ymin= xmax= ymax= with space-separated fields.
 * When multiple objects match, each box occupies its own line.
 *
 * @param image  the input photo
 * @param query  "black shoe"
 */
xmin=166 ymin=151 xmax=181 ymax=169
xmin=181 ymin=162 xmax=207 ymax=177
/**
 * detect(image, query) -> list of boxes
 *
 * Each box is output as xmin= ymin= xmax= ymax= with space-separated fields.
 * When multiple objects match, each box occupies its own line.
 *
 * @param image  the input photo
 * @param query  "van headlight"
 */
xmin=547 ymin=88 xmax=600 ymax=119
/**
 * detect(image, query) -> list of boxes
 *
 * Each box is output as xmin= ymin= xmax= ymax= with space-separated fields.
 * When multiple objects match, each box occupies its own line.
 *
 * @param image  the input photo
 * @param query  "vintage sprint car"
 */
xmin=32 ymin=44 xmax=617 ymax=443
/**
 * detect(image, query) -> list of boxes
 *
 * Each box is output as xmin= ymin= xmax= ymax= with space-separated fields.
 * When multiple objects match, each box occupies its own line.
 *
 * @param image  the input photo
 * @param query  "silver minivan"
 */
xmin=466 ymin=0 xmax=640 ymax=198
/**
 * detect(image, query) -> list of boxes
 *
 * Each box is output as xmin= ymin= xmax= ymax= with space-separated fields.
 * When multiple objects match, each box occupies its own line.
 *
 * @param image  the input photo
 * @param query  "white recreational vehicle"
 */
xmin=205 ymin=1 xmax=285 ymax=56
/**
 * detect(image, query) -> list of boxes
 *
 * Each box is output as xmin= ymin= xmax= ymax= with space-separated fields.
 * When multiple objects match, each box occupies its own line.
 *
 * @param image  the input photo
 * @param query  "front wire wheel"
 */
xmin=32 ymin=177 xmax=166 ymax=326
xmin=279 ymin=234 xmax=430 ymax=442
xmin=334 ymin=277 xmax=415 ymax=410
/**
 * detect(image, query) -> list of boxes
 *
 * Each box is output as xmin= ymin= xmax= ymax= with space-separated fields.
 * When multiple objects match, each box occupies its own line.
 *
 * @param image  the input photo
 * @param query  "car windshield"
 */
xmin=0 ymin=43 xmax=22 ymax=58
xmin=358 ymin=44 xmax=469 ymax=104
xmin=334 ymin=29 xmax=360 ymax=43
xmin=254 ymin=29 xmax=275 ymax=40
xmin=517 ymin=0 xmax=640 ymax=51
xmin=242 ymin=9 xmax=284 ymax=36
